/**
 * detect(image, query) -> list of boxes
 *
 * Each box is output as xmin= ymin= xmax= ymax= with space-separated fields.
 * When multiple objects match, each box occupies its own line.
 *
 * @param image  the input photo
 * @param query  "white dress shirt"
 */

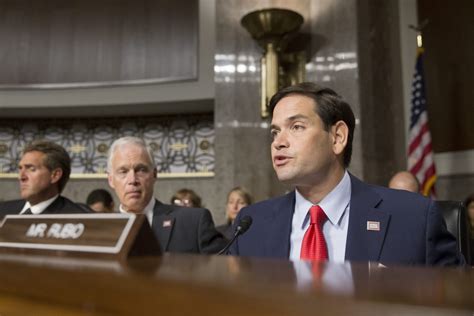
xmin=119 ymin=198 xmax=155 ymax=226
xmin=289 ymin=171 xmax=351 ymax=263
xmin=20 ymin=195 xmax=59 ymax=215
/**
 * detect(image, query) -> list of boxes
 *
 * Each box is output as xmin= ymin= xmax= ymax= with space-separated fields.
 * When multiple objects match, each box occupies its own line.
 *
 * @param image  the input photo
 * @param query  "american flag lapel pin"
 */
xmin=367 ymin=221 xmax=380 ymax=231
xmin=163 ymin=220 xmax=172 ymax=228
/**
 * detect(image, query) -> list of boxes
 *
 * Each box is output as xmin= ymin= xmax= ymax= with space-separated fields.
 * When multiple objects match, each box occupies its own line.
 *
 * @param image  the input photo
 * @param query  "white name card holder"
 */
xmin=0 ymin=213 xmax=161 ymax=260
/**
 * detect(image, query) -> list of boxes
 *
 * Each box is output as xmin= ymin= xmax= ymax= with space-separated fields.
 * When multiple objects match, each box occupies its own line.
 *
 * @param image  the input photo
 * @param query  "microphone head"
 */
xmin=237 ymin=215 xmax=253 ymax=235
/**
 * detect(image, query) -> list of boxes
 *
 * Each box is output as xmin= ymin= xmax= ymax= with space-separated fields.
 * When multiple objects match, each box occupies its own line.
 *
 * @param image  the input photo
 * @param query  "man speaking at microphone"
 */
xmin=107 ymin=136 xmax=226 ymax=254
xmin=229 ymin=82 xmax=463 ymax=266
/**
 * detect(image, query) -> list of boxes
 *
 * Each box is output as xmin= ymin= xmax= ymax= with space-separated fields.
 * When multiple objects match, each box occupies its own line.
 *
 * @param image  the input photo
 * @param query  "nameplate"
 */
xmin=0 ymin=214 xmax=161 ymax=259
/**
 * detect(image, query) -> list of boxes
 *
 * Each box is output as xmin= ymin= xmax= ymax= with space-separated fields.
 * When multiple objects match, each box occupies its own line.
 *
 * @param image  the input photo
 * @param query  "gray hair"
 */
xmin=107 ymin=136 xmax=156 ymax=172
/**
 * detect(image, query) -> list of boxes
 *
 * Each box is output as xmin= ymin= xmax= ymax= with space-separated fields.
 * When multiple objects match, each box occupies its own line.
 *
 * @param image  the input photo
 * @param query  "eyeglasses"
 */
xmin=173 ymin=199 xmax=193 ymax=207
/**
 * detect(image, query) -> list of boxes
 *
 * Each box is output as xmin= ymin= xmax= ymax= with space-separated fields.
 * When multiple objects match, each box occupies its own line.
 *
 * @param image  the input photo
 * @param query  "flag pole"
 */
xmin=409 ymin=20 xmax=428 ymax=49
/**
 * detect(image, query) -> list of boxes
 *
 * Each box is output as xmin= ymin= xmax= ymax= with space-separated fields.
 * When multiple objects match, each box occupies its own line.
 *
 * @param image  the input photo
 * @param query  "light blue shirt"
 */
xmin=289 ymin=171 xmax=351 ymax=263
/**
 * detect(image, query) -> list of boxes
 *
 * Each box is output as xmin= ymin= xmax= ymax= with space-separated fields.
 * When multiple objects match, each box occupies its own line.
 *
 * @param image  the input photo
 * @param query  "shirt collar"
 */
xmin=295 ymin=170 xmax=351 ymax=227
xmin=119 ymin=197 xmax=156 ymax=225
xmin=22 ymin=194 xmax=59 ymax=215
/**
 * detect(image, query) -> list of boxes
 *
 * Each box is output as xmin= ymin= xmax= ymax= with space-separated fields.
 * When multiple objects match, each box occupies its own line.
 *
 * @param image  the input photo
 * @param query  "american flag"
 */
xmin=408 ymin=47 xmax=436 ymax=196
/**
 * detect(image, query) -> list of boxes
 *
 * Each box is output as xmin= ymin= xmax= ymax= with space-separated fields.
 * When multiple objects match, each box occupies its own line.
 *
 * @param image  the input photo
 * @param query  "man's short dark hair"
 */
xmin=268 ymin=82 xmax=356 ymax=168
xmin=23 ymin=140 xmax=71 ymax=193
xmin=87 ymin=189 xmax=114 ymax=208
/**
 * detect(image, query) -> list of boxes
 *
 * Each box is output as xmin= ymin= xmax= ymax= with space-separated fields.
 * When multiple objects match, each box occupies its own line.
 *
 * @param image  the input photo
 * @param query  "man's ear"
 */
xmin=153 ymin=168 xmax=158 ymax=179
xmin=107 ymin=172 xmax=115 ymax=189
xmin=331 ymin=120 xmax=349 ymax=156
xmin=50 ymin=168 xmax=63 ymax=184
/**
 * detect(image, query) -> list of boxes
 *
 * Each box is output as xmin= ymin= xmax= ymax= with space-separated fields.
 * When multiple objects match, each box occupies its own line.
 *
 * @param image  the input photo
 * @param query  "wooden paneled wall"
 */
xmin=0 ymin=0 xmax=198 ymax=85
xmin=418 ymin=0 xmax=474 ymax=152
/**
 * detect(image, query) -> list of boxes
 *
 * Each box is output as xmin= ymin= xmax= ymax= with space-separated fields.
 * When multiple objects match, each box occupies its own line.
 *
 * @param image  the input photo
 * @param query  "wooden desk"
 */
xmin=0 ymin=254 xmax=472 ymax=315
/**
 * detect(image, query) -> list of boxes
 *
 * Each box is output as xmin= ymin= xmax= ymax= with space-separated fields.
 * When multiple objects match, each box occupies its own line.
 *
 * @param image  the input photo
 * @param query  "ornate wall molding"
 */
xmin=0 ymin=114 xmax=214 ymax=178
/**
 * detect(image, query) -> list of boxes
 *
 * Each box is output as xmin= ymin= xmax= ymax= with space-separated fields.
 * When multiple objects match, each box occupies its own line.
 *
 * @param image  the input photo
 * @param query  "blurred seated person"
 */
xmin=0 ymin=140 xmax=88 ymax=217
xmin=216 ymin=187 xmax=253 ymax=239
xmin=87 ymin=189 xmax=115 ymax=213
xmin=388 ymin=171 xmax=420 ymax=193
xmin=464 ymin=193 xmax=474 ymax=231
xmin=170 ymin=188 xmax=202 ymax=208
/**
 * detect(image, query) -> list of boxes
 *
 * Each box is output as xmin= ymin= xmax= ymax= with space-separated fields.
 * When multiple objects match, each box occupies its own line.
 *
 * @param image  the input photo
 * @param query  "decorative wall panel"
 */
xmin=0 ymin=115 xmax=214 ymax=177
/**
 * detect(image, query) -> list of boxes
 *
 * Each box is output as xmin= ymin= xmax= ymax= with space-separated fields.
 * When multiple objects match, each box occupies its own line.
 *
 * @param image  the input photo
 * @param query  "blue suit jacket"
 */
xmin=229 ymin=174 xmax=464 ymax=266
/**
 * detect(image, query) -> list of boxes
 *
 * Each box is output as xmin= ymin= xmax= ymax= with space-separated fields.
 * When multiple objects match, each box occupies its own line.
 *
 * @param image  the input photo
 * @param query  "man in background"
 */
xmin=107 ymin=136 xmax=226 ymax=254
xmin=388 ymin=171 xmax=420 ymax=193
xmin=0 ymin=140 xmax=87 ymax=217
xmin=87 ymin=189 xmax=115 ymax=212
xmin=170 ymin=188 xmax=202 ymax=208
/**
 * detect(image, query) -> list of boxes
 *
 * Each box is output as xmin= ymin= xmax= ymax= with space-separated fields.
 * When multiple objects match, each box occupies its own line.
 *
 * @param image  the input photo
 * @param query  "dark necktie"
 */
xmin=22 ymin=208 xmax=33 ymax=215
xmin=300 ymin=205 xmax=328 ymax=261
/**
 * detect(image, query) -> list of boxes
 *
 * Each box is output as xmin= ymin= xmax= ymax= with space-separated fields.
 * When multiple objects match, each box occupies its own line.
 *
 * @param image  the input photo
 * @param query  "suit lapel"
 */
xmin=345 ymin=175 xmax=390 ymax=262
xmin=263 ymin=192 xmax=295 ymax=258
xmin=152 ymin=200 xmax=175 ymax=251
xmin=10 ymin=200 xmax=26 ymax=215
xmin=43 ymin=196 xmax=62 ymax=214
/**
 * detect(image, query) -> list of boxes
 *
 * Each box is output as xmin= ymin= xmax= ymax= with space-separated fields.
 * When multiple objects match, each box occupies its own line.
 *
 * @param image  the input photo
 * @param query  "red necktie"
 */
xmin=300 ymin=205 xmax=328 ymax=261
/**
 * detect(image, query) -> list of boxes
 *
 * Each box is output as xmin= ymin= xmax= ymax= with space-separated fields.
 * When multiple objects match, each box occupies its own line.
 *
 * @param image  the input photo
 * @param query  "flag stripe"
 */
xmin=414 ymin=152 xmax=434 ymax=185
xmin=408 ymin=131 xmax=431 ymax=164
xmin=423 ymin=165 xmax=436 ymax=185
xmin=410 ymin=142 xmax=433 ymax=175
xmin=408 ymin=112 xmax=428 ymax=141
xmin=408 ymin=122 xmax=429 ymax=154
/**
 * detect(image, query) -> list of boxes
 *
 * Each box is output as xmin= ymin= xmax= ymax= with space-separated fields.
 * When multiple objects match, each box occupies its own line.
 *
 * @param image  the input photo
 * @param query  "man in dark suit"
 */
xmin=107 ymin=136 xmax=226 ymax=254
xmin=0 ymin=140 xmax=87 ymax=217
xmin=229 ymin=82 xmax=464 ymax=267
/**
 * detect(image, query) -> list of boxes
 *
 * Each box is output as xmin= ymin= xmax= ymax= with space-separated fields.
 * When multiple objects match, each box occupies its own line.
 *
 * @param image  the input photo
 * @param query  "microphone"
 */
xmin=217 ymin=215 xmax=252 ymax=255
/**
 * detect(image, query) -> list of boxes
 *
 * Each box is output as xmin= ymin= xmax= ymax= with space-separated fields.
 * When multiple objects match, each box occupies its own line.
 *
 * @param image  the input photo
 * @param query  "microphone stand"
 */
xmin=217 ymin=229 xmax=241 ymax=255
xmin=217 ymin=215 xmax=252 ymax=255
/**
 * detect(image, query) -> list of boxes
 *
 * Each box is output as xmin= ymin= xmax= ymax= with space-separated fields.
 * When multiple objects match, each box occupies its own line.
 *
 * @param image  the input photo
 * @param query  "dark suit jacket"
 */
xmin=229 ymin=174 xmax=464 ymax=266
xmin=151 ymin=200 xmax=227 ymax=254
xmin=0 ymin=196 xmax=88 ymax=218
xmin=216 ymin=222 xmax=233 ymax=240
